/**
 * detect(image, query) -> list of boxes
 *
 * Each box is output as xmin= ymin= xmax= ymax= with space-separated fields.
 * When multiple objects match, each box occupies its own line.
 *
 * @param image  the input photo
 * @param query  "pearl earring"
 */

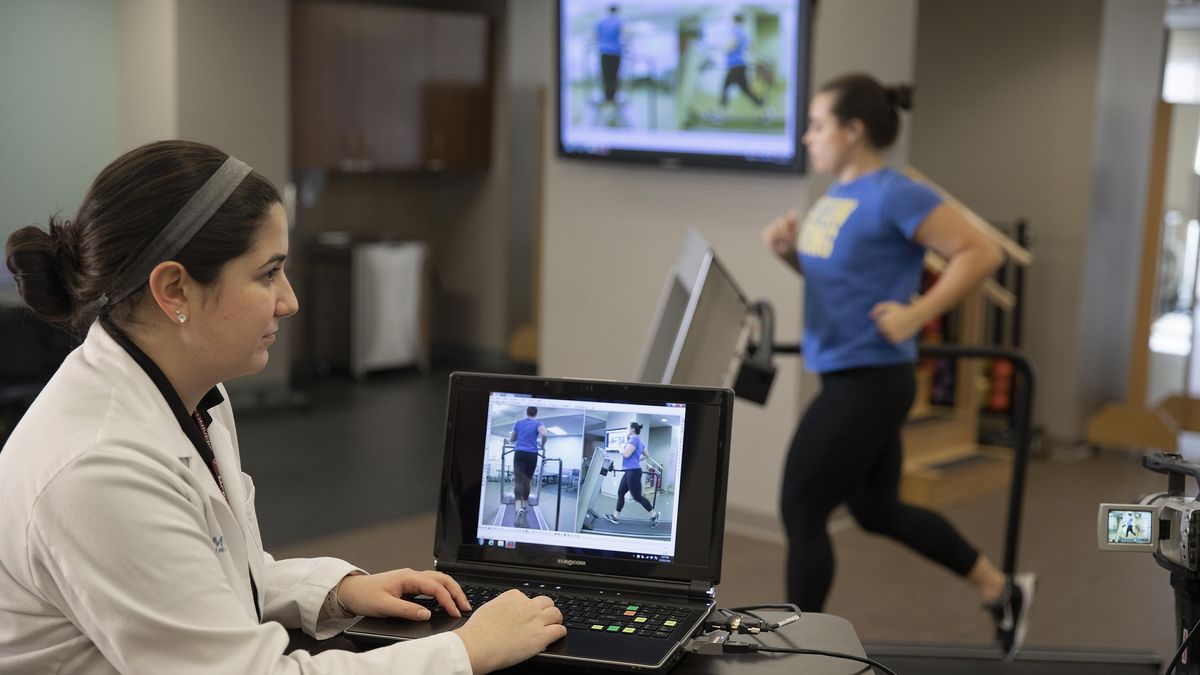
xmin=176 ymin=310 xmax=188 ymax=324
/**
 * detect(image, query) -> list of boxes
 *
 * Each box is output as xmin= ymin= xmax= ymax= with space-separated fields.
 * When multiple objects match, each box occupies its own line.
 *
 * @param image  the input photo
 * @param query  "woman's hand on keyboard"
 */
xmin=454 ymin=589 xmax=567 ymax=673
xmin=336 ymin=568 xmax=471 ymax=619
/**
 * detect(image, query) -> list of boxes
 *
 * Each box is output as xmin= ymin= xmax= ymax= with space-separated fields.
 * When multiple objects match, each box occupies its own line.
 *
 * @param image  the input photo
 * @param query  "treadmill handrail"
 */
xmin=539 ymin=456 xmax=563 ymax=530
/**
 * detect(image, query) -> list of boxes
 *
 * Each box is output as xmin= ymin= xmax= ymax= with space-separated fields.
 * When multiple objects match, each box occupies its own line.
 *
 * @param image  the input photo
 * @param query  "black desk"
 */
xmin=288 ymin=612 xmax=876 ymax=674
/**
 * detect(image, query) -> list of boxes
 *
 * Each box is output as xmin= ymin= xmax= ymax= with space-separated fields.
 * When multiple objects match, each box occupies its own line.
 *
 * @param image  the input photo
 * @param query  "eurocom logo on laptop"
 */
xmin=557 ymin=558 xmax=586 ymax=567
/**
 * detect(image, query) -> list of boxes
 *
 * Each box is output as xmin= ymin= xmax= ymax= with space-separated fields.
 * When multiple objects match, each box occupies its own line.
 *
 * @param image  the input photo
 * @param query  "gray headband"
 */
xmin=101 ymin=156 xmax=253 ymax=308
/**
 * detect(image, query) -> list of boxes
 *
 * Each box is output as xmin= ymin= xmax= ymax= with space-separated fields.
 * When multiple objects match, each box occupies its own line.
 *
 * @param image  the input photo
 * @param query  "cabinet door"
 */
xmin=291 ymin=2 xmax=359 ymax=169
xmin=423 ymin=12 xmax=492 ymax=170
xmin=422 ymin=83 xmax=491 ymax=171
xmin=358 ymin=5 xmax=428 ymax=170
xmin=428 ymin=12 xmax=490 ymax=85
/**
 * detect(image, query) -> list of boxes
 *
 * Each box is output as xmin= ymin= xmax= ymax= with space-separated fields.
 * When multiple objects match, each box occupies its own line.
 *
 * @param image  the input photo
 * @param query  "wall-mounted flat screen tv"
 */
xmin=557 ymin=0 xmax=811 ymax=172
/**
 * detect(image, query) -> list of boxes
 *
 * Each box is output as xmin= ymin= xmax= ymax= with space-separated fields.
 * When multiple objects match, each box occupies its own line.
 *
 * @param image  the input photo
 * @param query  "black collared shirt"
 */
xmin=102 ymin=318 xmax=261 ymax=620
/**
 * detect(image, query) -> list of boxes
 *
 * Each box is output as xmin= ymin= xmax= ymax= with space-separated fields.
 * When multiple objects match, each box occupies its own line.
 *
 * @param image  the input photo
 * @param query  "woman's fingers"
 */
xmin=424 ymin=570 xmax=472 ymax=612
xmin=407 ymin=573 xmax=462 ymax=618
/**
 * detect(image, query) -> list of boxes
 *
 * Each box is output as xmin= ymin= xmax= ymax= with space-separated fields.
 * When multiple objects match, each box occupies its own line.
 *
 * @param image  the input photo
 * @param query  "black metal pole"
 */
xmin=772 ymin=342 xmax=1036 ymax=577
xmin=552 ymin=457 xmax=562 ymax=531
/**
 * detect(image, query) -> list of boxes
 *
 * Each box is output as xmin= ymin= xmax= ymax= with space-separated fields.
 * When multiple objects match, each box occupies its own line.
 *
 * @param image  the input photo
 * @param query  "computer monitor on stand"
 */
xmin=635 ymin=229 xmax=775 ymax=403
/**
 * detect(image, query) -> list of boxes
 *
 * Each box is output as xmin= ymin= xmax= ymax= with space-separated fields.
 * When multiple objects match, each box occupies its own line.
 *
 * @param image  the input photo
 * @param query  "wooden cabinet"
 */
xmin=291 ymin=2 xmax=492 ymax=171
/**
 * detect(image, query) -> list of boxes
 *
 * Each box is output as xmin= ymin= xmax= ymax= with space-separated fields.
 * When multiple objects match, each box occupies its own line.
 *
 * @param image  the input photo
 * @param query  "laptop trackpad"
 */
xmin=404 ymin=612 xmax=467 ymax=637
xmin=352 ymin=613 xmax=468 ymax=641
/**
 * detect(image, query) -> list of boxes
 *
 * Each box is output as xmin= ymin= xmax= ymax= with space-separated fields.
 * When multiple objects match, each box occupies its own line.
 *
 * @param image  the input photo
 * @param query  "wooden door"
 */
xmin=291 ymin=2 xmax=359 ymax=169
xmin=423 ymin=12 xmax=492 ymax=170
xmin=357 ymin=4 xmax=428 ymax=170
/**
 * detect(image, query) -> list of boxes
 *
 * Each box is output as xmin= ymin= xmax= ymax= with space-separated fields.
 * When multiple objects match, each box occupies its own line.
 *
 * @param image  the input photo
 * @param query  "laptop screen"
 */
xmin=435 ymin=373 xmax=732 ymax=584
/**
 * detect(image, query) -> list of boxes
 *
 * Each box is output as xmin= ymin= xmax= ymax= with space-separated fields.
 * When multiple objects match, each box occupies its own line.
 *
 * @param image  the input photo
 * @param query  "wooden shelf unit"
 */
xmin=898 ymin=167 xmax=1033 ymax=509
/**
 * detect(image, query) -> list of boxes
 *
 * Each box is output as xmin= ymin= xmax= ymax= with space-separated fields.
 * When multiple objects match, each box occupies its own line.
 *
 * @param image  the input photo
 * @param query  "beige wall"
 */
xmin=120 ymin=0 xmax=288 ymax=186
xmin=176 ymin=0 xmax=289 ymax=190
xmin=118 ymin=0 xmax=177 ymax=149
xmin=909 ymin=0 xmax=1103 ymax=440
xmin=537 ymin=1 xmax=921 ymax=523
xmin=1077 ymin=0 xmax=1168 ymax=422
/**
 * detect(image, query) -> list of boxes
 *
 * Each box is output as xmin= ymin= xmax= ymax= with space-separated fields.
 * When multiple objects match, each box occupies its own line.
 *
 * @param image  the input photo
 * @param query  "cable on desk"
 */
xmin=707 ymin=608 xmax=766 ymax=634
xmin=742 ymin=644 xmax=898 ymax=675
xmin=726 ymin=603 xmax=802 ymax=631
xmin=685 ymin=627 xmax=899 ymax=675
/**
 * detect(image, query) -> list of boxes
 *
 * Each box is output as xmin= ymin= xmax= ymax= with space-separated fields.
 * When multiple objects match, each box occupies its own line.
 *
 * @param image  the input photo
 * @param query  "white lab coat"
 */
xmin=0 ymin=322 xmax=471 ymax=674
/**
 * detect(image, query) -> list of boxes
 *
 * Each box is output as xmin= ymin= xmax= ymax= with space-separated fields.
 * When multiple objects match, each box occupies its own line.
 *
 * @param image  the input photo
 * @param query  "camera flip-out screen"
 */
xmin=1097 ymin=503 xmax=1159 ymax=551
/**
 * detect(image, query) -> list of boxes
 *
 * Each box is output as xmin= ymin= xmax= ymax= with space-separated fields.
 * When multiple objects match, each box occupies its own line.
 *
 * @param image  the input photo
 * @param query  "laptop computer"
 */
xmin=345 ymin=372 xmax=733 ymax=673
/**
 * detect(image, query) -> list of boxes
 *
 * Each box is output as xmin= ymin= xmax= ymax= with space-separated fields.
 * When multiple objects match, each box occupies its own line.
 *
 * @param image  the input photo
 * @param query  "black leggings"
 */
xmin=779 ymin=364 xmax=980 ymax=611
xmin=721 ymin=65 xmax=763 ymax=107
xmin=600 ymin=54 xmax=621 ymax=102
xmin=514 ymin=452 xmax=538 ymax=502
xmin=616 ymin=468 xmax=653 ymax=513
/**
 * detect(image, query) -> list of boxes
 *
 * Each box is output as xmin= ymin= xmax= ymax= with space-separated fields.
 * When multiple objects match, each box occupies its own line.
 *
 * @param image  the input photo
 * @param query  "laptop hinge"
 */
xmin=689 ymin=580 xmax=716 ymax=599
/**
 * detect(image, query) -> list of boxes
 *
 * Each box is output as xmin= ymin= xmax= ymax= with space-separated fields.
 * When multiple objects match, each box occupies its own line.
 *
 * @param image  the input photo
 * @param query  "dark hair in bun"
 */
xmin=887 ymin=85 xmax=914 ymax=112
xmin=818 ymin=73 xmax=915 ymax=150
xmin=4 ymin=217 xmax=79 ymax=329
xmin=5 ymin=140 xmax=281 ymax=336
xmin=629 ymin=422 xmax=643 ymax=434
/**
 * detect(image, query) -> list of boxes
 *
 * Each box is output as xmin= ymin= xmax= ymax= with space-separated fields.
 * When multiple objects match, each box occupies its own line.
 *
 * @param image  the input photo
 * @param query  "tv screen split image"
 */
xmin=558 ymin=0 xmax=810 ymax=171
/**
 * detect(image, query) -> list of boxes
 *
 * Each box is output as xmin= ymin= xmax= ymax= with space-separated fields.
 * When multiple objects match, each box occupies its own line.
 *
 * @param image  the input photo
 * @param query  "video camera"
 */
xmin=1099 ymin=452 xmax=1200 ymax=673
xmin=1098 ymin=453 xmax=1200 ymax=573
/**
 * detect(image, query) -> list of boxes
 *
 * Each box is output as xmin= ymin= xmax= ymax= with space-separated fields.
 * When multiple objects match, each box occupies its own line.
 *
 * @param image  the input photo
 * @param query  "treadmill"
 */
xmin=492 ymin=442 xmax=563 ymax=531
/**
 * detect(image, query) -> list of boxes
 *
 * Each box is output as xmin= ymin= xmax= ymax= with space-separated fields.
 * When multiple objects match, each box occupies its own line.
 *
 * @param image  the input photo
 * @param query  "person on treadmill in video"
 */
xmin=596 ymin=4 xmax=624 ymax=110
xmin=710 ymin=13 xmax=768 ymax=125
xmin=509 ymin=407 xmax=547 ymax=522
xmin=604 ymin=422 xmax=660 ymax=527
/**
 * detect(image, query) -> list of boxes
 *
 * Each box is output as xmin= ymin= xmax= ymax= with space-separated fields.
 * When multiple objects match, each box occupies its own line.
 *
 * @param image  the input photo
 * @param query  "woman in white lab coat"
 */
xmin=0 ymin=140 xmax=565 ymax=674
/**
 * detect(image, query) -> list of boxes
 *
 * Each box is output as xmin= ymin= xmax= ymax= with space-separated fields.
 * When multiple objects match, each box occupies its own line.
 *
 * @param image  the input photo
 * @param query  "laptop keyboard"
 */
xmin=420 ymin=582 xmax=694 ymax=639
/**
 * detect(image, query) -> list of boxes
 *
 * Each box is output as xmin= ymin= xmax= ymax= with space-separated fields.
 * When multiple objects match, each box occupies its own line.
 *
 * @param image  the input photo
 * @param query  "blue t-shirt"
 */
xmin=622 ymin=436 xmax=644 ymax=470
xmin=597 ymin=16 xmax=622 ymax=55
xmin=513 ymin=417 xmax=542 ymax=453
xmin=796 ymin=168 xmax=941 ymax=373
xmin=727 ymin=27 xmax=748 ymax=68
